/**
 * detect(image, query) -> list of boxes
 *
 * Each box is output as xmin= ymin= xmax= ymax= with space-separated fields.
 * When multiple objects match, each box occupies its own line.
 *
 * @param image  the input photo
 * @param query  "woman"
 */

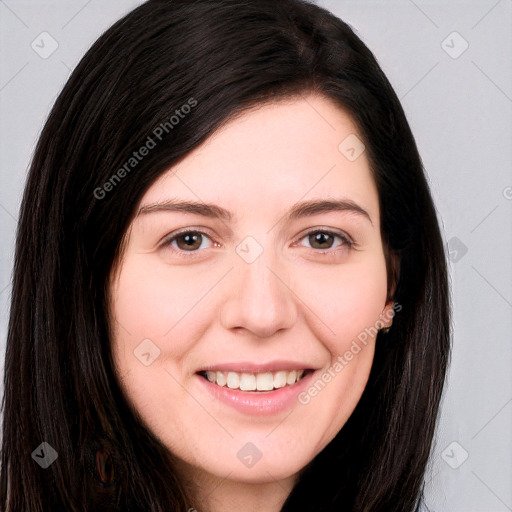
xmin=0 ymin=0 xmax=450 ymax=510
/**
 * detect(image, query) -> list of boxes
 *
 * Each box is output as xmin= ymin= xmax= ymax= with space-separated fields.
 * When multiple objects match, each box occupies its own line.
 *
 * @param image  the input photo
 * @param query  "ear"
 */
xmin=379 ymin=300 xmax=395 ymax=330
xmin=381 ymin=249 xmax=400 ymax=331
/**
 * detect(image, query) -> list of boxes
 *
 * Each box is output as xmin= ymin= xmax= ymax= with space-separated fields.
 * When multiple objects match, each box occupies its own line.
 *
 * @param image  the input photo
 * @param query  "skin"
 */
xmin=109 ymin=93 xmax=394 ymax=512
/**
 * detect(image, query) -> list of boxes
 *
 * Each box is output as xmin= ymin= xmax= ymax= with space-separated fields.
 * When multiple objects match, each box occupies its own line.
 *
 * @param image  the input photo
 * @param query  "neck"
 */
xmin=174 ymin=459 xmax=299 ymax=512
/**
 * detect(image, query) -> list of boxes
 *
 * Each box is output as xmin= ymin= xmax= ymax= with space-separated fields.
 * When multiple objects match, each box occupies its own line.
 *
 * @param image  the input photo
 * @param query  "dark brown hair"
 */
xmin=1 ymin=0 xmax=450 ymax=510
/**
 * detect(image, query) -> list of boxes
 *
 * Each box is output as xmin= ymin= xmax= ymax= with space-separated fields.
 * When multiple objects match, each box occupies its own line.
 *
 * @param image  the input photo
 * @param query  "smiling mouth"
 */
xmin=196 ymin=369 xmax=314 ymax=392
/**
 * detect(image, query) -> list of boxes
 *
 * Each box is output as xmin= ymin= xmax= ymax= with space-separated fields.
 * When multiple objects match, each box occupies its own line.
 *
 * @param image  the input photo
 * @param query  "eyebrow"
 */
xmin=137 ymin=198 xmax=372 ymax=225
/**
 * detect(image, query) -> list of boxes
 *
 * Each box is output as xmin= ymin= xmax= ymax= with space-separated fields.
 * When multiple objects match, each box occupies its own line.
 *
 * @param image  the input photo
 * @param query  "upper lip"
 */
xmin=196 ymin=360 xmax=318 ymax=374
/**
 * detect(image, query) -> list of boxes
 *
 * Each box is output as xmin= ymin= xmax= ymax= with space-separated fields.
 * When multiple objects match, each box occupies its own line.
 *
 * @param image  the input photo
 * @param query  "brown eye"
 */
xmin=175 ymin=232 xmax=203 ymax=251
xmin=300 ymin=230 xmax=353 ymax=251
xmin=164 ymin=230 xmax=214 ymax=253
xmin=309 ymin=232 xmax=335 ymax=249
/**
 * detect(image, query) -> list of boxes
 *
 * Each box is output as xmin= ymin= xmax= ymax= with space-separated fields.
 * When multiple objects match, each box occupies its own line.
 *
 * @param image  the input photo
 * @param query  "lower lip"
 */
xmin=195 ymin=371 xmax=315 ymax=416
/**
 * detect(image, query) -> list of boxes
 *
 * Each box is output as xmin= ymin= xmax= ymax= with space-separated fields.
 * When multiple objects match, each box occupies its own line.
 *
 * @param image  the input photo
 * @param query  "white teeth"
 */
xmin=226 ymin=372 xmax=240 ymax=389
xmin=203 ymin=369 xmax=307 ymax=391
xmin=256 ymin=372 xmax=274 ymax=391
xmin=216 ymin=371 xmax=227 ymax=387
xmin=286 ymin=370 xmax=297 ymax=385
xmin=205 ymin=371 xmax=216 ymax=383
xmin=273 ymin=371 xmax=287 ymax=389
xmin=240 ymin=373 xmax=256 ymax=391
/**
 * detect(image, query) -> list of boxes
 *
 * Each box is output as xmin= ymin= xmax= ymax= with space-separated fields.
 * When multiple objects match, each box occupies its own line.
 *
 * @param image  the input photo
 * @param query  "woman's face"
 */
xmin=110 ymin=93 xmax=394 ymax=487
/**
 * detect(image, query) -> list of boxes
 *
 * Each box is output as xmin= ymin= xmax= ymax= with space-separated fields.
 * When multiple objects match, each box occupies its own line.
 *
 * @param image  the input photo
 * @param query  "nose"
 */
xmin=220 ymin=251 xmax=298 ymax=338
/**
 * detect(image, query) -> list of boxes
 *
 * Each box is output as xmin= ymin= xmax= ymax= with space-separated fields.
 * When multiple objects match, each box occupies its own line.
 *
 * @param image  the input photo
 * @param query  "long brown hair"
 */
xmin=0 ymin=1 xmax=450 ymax=510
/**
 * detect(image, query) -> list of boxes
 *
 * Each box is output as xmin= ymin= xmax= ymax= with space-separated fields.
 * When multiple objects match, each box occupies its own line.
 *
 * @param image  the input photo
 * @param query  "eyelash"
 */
xmin=161 ymin=228 xmax=354 ymax=258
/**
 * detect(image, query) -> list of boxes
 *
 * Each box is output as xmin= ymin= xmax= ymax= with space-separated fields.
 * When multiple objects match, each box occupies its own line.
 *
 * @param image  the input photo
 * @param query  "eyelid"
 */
xmin=161 ymin=226 xmax=213 ymax=241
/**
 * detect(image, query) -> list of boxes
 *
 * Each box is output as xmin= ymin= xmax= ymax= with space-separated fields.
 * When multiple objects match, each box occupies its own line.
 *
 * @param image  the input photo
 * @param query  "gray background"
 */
xmin=1 ymin=1 xmax=511 ymax=510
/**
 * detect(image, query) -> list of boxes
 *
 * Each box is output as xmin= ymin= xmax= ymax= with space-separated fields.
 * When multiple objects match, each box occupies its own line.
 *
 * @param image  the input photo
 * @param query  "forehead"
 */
xmin=140 ymin=93 xmax=379 ymax=224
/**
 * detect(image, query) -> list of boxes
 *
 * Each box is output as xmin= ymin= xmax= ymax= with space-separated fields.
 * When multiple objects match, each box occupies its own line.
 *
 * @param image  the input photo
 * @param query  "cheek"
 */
xmin=109 ymin=257 xmax=211 ymax=444
xmin=109 ymin=255 xmax=231 ymax=410
xmin=111 ymin=254 xmax=222 ymax=338
xmin=291 ymin=256 xmax=388 ymax=445
xmin=108 ymin=255 xmax=211 ymax=394
xmin=296 ymin=254 xmax=389 ymax=353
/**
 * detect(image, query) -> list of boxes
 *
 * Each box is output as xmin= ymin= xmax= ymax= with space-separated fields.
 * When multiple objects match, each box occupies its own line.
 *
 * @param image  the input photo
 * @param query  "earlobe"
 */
xmin=378 ymin=300 xmax=395 ymax=332
xmin=379 ymin=248 xmax=399 ymax=335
